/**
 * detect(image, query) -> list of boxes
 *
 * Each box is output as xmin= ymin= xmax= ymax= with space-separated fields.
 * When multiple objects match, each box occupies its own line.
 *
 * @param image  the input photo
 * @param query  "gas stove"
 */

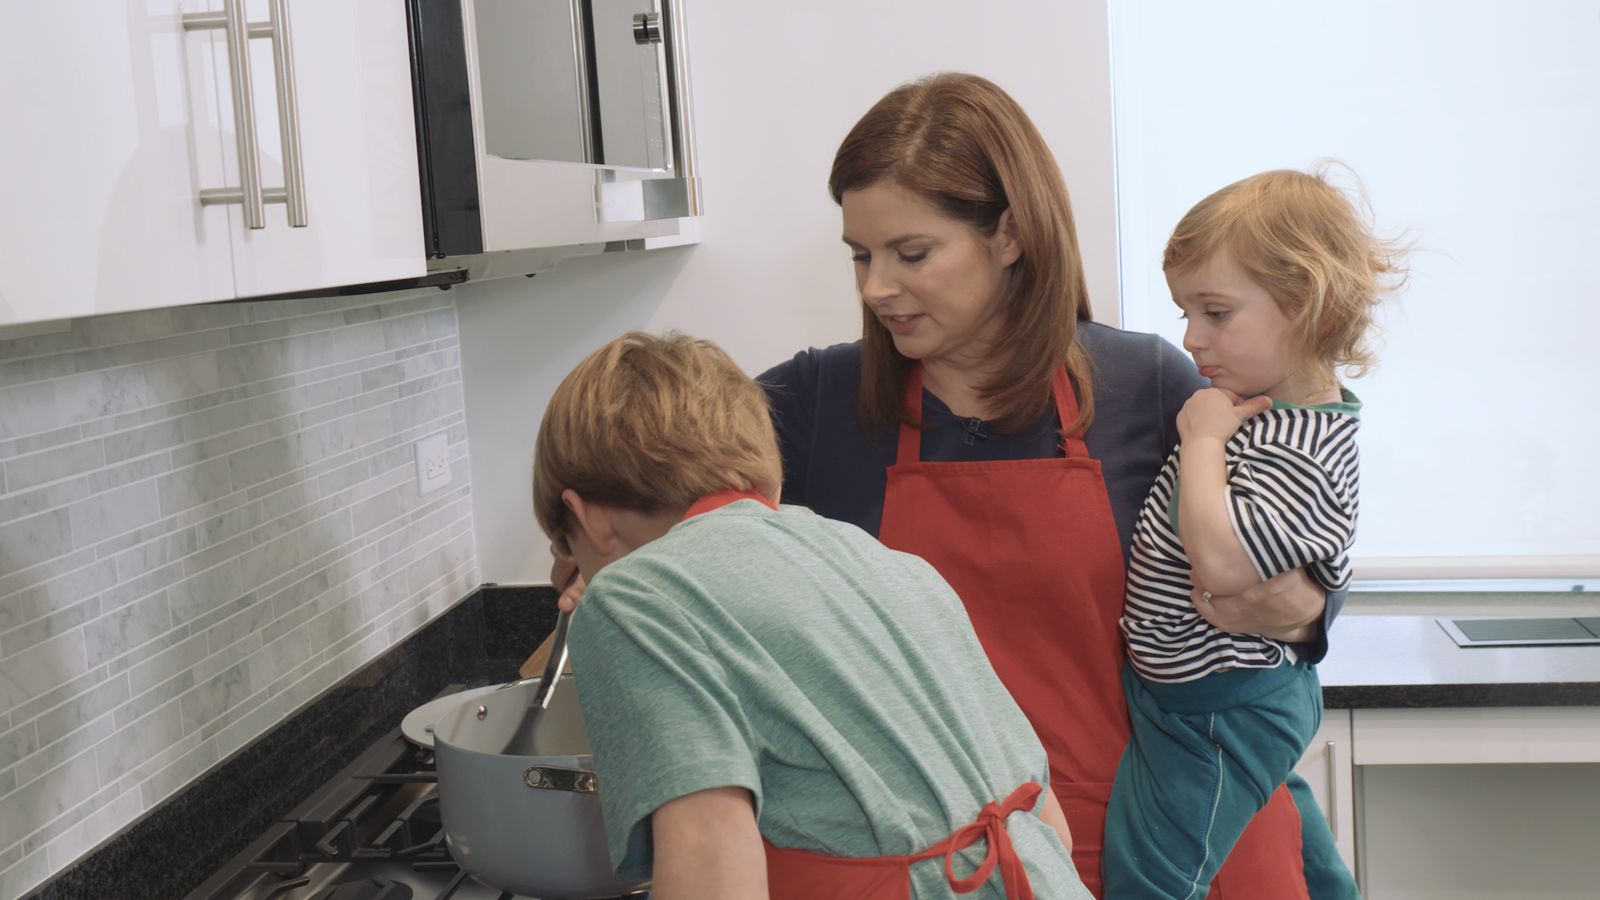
xmin=182 ymin=686 xmax=647 ymax=900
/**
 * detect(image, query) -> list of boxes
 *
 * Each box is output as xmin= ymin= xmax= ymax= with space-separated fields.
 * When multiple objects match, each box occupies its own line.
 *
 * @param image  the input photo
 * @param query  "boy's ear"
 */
xmin=561 ymin=489 xmax=619 ymax=554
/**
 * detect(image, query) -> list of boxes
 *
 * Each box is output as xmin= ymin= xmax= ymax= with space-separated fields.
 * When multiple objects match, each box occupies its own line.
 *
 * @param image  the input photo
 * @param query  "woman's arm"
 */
xmin=652 ymin=787 xmax=769 ymax=900
xmin=1192 ymin=568 xmax=1325 ymax=643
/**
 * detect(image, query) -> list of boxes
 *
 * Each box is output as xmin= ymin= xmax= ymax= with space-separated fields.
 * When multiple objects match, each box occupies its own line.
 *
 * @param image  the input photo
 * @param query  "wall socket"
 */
xmin=413 ymin=432 xmax=452 ymax=495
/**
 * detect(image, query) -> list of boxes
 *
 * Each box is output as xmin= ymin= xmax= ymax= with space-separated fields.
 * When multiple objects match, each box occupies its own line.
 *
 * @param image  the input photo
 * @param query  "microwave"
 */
xmin=406 ymin=0 xmax=701 ymax=277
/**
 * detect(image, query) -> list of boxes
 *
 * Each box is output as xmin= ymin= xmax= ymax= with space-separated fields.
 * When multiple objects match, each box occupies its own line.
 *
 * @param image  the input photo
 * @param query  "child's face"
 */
xmin=1167 ymin=249 xmax=1299 ymax=402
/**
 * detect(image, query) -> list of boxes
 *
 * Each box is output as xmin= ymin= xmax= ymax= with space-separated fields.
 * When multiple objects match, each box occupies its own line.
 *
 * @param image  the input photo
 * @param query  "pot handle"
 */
xmin=524 ymin=765 xmax=599 ymax=794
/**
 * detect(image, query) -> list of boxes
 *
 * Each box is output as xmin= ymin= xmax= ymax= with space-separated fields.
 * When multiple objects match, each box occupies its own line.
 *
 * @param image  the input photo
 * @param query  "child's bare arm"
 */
xmin=1177 ymin=389 xmax=1272 ymax=596
xmin=1038 ymin=788 xmax=1073 ymax=855
xmin=652 ymin=787 xmax=769 ymax=900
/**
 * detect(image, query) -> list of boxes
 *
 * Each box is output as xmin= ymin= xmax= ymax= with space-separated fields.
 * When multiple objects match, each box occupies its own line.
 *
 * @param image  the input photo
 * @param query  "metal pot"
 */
xmin=433 ymin=673 xmax=648 ymax=899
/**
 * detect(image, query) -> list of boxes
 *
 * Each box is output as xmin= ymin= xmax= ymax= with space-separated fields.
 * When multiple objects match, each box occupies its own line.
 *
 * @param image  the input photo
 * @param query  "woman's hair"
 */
xmin=828 ymin=72 xmax=1095 ymax=435
xmin=1163 ymin=165 xmax=1409 ymax=378
xmin=532 ymin=331 xmax=782 ymax=546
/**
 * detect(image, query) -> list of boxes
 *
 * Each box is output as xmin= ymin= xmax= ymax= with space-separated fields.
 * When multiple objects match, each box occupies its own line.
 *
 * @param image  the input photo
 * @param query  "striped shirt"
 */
xmin=1121 ymin=391 xmax=1362 ymax=683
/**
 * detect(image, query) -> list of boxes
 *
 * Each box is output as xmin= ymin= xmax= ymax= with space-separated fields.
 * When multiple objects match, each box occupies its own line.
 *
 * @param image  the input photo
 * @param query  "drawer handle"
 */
xmin=1324 ymin=739 xmax=1338 ymax=834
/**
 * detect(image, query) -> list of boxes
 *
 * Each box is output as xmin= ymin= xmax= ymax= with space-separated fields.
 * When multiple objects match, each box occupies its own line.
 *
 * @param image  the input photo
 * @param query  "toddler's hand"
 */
xmin=1178 ymin=388 xmax=1271 ymax=444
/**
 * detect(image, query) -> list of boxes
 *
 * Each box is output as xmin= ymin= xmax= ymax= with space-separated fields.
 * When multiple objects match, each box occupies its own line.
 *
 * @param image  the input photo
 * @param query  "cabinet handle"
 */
xmin=570 ymin=0 xmax=596 ymax=165
xmin=660 ymin=0 xmax=700 ymax=215
xmin=183 ymin=0 xmax=306 ymax=228
xmin=187 ymin=0 xmax=265 ymax=228
xmin=266 ymin=0 xmax=307 ymax=227
xmin=1324 ymin=739 xmax=1339 ymax=834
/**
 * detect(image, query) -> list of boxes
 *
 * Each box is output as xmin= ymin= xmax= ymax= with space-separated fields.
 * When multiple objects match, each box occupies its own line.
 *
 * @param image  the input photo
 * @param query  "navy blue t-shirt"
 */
xmin=756 ymin=320 xmax=1339 ymax=662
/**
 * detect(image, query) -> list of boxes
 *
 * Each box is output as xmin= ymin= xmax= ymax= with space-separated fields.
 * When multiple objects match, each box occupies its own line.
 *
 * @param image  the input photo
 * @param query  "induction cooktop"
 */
xmin=1437 ymin=616 xmax=1600 ymax=648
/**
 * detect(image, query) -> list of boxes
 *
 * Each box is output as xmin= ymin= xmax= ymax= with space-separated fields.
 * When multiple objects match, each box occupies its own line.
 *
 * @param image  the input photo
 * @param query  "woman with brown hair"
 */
xmin=757 ymin=72 xmax=1344 ymax=897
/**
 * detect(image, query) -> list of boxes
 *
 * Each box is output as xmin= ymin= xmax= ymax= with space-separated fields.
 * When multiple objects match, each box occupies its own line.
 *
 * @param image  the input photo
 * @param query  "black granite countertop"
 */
xmin=26 ymin=583 xmax=559 ymax=900
xmin=1319 ymin=614 xmax=1600 ymax=708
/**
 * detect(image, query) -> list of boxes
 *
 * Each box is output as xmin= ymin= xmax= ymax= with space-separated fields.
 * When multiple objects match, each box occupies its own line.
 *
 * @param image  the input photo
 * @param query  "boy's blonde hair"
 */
xmin=1163 ymin=165 xmax=1407 ymax=377
xmin=532 ymin=331 xmax=782 ymax=546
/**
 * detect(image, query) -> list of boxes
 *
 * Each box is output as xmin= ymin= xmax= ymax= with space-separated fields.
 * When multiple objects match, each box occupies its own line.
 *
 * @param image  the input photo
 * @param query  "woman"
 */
xmin=756 ymin=72 xmax=1342 ymax=897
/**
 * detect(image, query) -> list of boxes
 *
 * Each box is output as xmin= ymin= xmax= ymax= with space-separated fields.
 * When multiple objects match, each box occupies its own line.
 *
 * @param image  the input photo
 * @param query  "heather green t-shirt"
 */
xmin=567 ymin=500 xmax=1090 ymax=900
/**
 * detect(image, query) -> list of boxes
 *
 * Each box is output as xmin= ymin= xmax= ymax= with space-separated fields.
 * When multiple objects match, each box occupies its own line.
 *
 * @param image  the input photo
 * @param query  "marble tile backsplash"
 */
xmin=0 ymin=291 xmax=479 ymax=898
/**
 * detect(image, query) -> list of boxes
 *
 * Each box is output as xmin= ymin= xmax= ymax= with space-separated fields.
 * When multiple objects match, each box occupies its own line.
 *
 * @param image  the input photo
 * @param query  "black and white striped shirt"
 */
xmin=1121 ymin=392 xmax=1361 ymax=683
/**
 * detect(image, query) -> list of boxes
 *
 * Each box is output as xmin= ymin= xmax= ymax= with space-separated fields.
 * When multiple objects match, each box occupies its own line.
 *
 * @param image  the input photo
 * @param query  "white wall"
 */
xmin=1108 ymin=0 xmax=1600 ymax=579
xmin=456 ymin=0 xmax=1119 ymax=584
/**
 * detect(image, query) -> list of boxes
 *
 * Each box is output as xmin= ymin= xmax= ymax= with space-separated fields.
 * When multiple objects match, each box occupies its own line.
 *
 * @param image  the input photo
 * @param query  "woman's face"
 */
xmin=840 ymin=181 xmax=1020 ymax=372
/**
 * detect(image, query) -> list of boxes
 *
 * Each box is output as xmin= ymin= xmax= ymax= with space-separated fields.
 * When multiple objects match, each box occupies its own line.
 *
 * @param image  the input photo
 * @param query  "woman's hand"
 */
xmin=550 ymin=542 xmax=587 ymax=613
xmin=1191 ymin=567 xmax=1324 ymax=643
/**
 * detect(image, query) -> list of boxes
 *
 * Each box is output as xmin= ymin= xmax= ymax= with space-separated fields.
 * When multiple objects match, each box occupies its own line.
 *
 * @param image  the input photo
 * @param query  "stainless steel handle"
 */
xmin=184 ymin=0 xmax=306 ymax=228
xmin=267 ymin=0 xmax=307 ymax=227
xmin=660 ymin=0 xmax=700 ymax=215
xmin=1324 ymin=740 xmax=1339 ymax=834
xmin=188 ymin=0 xmax=265 ymax=228
xmin=523 ymin=765 xmax=598 ymax=794
xmin=570 ymin=0 xmax=596 ymax=164
xmin=532 ymin=609 xmax=573 ymax=711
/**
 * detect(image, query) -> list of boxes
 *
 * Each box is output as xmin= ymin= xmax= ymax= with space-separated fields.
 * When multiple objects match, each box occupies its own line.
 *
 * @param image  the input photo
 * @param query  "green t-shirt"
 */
xmin=568 ymin=500 xmax=1091 ymax=899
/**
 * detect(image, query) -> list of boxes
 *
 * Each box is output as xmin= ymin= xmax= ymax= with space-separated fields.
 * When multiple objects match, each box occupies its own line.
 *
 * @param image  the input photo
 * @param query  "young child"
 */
xmin=1105 ymin=168 xmax=1405 ymax=899
xmin=532 ymin=331 xmax=1092 ymax=900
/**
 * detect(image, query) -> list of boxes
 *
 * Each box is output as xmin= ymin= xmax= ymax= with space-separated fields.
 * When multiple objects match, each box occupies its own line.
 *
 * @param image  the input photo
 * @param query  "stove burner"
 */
xmin=308 ymin=877 xmax=414 ymax=900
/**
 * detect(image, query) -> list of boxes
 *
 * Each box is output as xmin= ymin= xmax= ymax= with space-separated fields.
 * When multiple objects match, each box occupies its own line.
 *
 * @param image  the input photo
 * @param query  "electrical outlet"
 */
xmin=414 ymin=432 xmax=452 ymax=495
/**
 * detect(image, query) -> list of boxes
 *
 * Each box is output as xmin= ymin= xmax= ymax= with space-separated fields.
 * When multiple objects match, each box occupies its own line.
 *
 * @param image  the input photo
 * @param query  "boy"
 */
xmin=1107 ymin=168 xmax=1405 ymax=898
xmin=533 ymin=331 xmax=1091 ymax=900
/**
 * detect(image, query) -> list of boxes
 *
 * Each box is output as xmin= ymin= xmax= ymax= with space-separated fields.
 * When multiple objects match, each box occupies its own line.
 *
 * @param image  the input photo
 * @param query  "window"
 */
xmin=1109 ymin=0 xmax=1599 ymax=583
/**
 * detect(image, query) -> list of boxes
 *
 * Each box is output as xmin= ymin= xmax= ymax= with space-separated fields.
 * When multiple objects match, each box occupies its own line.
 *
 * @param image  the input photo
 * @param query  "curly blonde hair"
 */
xmin=1163 ymin=165 xmax=1408 ymax=378
xmin=532 ymin=332 xmax=782 ymax=547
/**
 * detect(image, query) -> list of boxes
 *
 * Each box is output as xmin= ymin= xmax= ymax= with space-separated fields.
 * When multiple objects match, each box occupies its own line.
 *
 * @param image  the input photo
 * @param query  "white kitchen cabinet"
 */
xmin=1340 ymin=706 xmax=1600 ymax=900
xmin=0 ymin=0 xmax=422 ymax=329
xmin=1292 ymin=708 xmax=1357 ymax=878
xmin=1350 ymin=705 xmax=1600 ymax=766
xmin=0 ymin=1 xmax=236 ymax=324
xmin=217 ymin=0 xmax=423 ymax=298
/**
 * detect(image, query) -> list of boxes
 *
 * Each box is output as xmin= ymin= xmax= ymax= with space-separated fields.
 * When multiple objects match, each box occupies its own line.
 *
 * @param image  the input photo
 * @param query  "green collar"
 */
xmin=1269 ymin=386 xmax=1361 ymax=418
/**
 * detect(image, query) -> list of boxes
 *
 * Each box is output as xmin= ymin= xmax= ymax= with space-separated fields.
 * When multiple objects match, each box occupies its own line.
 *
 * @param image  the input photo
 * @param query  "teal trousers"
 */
xmin=1103 ymin=662 xmax=1360 ymax=898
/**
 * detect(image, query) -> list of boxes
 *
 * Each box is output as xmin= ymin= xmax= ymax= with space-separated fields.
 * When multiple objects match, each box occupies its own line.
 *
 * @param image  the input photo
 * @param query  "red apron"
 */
xmin=684 ymin=491 xmax=1046 ymax=900
xmin=876 ymin=364 xmax=1308 ymax=899
xmin=765 ymin=782 xmax=1043 ymax=900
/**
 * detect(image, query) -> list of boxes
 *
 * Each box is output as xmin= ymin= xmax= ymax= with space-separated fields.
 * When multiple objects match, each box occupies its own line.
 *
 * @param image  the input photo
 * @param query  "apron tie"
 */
xmin=930 ymin=782 xmax=1043 ymax=900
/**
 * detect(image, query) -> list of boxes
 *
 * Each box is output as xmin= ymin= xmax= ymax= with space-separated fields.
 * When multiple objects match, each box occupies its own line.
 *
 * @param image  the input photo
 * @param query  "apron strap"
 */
xmin=913 ymin=781 xmax=1043 ymax=900
xmin=895 ymin=366 xmax=927 ymax=466
xmin=1050 ymin=365 xmax=1089 ymax=459
xmin=896 ymin=365 xmax=1087 ymax=464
